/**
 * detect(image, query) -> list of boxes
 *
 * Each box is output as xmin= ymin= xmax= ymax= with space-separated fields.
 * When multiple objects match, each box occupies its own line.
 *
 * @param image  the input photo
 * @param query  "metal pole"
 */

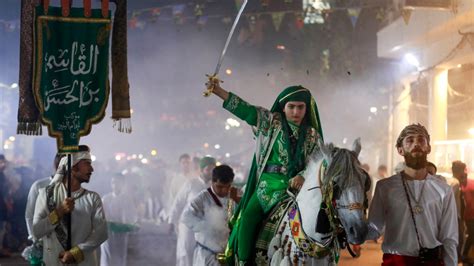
xmin=67 ymin=153 xmax=72 ymax=250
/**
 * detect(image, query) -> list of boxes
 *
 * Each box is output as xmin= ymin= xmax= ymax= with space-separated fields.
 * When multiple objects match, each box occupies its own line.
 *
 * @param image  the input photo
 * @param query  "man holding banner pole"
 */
xmin=32 ymin=145 xmax=107 ymax=265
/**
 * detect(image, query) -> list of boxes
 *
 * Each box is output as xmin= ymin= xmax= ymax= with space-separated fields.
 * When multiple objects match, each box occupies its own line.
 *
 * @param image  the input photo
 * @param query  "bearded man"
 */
xmin=368 ymin=124 xmax=458 ymax=266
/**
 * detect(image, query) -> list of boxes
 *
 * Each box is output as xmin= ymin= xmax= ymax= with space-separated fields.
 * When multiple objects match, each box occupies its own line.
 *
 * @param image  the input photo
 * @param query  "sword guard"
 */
xmin=204 ymin=74 xmax=222 ymax=97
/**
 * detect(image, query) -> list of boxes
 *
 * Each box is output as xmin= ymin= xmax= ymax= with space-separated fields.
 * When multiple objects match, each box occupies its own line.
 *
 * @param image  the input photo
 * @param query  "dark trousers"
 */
xmin=463 ymin=220 xmax=474 ymax=261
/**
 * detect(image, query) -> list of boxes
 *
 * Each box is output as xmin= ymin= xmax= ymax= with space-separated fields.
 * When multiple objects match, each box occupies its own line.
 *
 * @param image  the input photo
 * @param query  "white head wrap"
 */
xmin=50 ymin=151 xmax=92 ymax=185
xmin=47 ymin=150 xmax=92 ymax=206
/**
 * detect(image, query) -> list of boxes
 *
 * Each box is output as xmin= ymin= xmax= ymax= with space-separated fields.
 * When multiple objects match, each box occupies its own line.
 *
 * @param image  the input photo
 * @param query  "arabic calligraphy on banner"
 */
xmin=34 ymin=6 xmax=111 ymax=152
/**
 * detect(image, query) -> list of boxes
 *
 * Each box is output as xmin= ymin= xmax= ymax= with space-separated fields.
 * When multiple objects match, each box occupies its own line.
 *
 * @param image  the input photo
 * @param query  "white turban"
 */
xmin=50 ymin=151 xmax=92 ymax=185
xmin=46 ymin=150 xmax=91 ymax=207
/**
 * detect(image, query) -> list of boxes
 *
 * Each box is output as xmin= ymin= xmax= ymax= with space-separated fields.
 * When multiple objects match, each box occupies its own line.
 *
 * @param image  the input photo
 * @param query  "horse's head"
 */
xmin=322 ymin=138 xmax=371 ymax=245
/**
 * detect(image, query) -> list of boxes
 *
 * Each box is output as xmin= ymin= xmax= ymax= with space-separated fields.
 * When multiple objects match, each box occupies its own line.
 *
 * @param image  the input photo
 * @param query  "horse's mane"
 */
xmin=308 ymin=142 xmax=365 ymax=190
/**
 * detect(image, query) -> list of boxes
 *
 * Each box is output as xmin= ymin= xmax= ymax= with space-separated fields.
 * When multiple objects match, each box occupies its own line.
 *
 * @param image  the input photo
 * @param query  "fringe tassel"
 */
xmin=112 ymin=118 xmax=132 ymax=133
xmin=17 ymin=122 xmax=42 ymax=136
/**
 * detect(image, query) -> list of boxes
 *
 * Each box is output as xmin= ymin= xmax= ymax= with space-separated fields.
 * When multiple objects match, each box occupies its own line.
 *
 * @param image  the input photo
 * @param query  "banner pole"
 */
xmin=67 ymin=153 xmax=72 ymax=250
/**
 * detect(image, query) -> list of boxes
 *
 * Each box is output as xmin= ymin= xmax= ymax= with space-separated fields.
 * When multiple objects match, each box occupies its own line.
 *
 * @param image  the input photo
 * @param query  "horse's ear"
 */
xmin=352 ymin=138 xmax=361 ymax=158
xmin=318 ymin=138 xmax=329 ymax=157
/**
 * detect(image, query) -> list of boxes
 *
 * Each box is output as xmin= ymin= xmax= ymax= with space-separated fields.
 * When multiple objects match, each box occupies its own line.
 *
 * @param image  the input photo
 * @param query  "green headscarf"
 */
xmin=270 ymin=85 xmax=324 ymax=177
xmin=200 ymin=156 xmax=217 ymax=169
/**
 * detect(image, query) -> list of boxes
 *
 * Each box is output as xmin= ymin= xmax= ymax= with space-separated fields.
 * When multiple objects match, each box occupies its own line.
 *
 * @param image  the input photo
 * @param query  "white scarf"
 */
xmin=49 ymin=152 xmax=91 ymax=206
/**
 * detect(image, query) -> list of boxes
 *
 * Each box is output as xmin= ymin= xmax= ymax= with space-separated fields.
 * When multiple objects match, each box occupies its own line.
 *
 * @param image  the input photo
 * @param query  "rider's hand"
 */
xmin=229 ymin=186 xmax=241 ymax=204
xmin=290 ymin=175 xmax=305 ymax=191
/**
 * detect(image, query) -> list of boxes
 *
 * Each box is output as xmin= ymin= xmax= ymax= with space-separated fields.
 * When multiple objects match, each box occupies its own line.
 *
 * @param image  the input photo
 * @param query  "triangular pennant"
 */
xmin=375 ymin=7 xmax=385 ymax=22
xmin=172 ymin=4 xmax=186 ymax=16
xmin=151 ymin=8 xmax=161 ymax=16
xmin=347 ymin=8 xmax=361 ymax=28
xmin=401 ymin=9 xmax=412 ymax=25
xmin=194 ymin=4 xmax=204 ymax=17
xmin=271 ymin=12 xmax=285 ymax=31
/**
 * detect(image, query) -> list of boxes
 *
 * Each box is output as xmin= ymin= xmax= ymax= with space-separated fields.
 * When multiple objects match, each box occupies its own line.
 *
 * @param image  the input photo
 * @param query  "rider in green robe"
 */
xmin=207 ymin=78 xmax=324 ymax=265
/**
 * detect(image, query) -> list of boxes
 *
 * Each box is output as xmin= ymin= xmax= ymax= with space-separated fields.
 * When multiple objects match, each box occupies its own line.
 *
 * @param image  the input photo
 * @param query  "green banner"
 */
xmin=34 ymin=6 xmax=111 ymax=152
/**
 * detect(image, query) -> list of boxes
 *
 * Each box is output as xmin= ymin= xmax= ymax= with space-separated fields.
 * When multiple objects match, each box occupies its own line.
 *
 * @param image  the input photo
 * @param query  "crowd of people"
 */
xmin=0 ymin=79 xmax=472 ymax=266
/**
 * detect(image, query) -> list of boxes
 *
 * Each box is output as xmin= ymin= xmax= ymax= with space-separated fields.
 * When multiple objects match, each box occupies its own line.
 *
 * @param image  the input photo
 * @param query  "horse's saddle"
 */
xmin=254 ymin=198 xmax=333 ymax=264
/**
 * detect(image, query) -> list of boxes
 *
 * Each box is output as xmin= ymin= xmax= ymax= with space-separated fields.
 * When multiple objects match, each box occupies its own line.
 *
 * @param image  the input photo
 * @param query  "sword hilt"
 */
xmin=203 ymin=74 xmax=222 ymax=97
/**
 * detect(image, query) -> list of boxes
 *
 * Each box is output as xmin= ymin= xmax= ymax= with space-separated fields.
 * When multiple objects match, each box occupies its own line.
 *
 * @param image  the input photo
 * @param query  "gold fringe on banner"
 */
xmin=113 ymin=118 xmax=132 ymax=133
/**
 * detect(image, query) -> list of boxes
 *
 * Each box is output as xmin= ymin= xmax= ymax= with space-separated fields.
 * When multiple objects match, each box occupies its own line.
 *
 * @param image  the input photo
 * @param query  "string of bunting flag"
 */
xmin=126 ymin=2 xmax=389 ymax=31
xmin=0 ymin=2 xmax=389 ymax=32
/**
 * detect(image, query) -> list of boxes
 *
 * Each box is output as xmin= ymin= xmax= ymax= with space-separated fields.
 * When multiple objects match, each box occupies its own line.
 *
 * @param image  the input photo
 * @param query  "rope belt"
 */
xmin=196 ymin=241 xmax=222 ymax=255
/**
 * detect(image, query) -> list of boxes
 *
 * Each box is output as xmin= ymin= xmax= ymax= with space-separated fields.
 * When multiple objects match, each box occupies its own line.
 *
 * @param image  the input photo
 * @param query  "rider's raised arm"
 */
xmin=210 ymin=79 xmax=260 ymax=127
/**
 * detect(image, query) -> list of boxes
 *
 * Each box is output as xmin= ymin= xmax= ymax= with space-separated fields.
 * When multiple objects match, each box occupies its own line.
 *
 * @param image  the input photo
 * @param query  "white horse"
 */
xmin=254 ymin=139 xmax=371 ymax=266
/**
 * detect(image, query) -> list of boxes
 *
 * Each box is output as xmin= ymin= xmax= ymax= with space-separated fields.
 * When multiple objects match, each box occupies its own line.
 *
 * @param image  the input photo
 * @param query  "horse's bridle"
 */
xmin=318 ymin=160 xmax=368 ymax=258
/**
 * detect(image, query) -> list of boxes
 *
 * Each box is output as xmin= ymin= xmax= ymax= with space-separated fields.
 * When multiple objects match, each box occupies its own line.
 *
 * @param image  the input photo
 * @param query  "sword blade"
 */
xmin=213 ymin=0 xmax=248 ymax=76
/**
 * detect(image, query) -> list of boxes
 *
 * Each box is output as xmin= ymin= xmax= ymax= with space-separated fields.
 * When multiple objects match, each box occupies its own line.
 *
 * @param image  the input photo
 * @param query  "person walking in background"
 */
xmin=100 ymin=173 xmax=138 ymax=266
xmin=169 ymin=156 xmax=216 ymax=266
xmin=23 ymin=153 xmax=64 ymax=264
xmin=452 ymin=161 xmax=474 ymax=263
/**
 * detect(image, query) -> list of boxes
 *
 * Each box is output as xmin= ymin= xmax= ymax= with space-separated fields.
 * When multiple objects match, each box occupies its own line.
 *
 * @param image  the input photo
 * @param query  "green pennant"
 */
xmin=271 ymin=12 xmax=285 ymax=31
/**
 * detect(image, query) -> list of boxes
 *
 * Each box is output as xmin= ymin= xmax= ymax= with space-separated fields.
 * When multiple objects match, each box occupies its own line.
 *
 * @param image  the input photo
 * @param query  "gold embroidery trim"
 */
xmin=48 ymin=209 xmax=59 ymax=225
xmin=278 ymin=89 xmax=309 ymax=103
xmin=70 ymin=246 xmax=85 ymax=263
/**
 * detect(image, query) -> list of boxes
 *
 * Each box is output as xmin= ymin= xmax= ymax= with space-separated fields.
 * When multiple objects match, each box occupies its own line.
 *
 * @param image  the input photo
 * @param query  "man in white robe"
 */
xmin=164 ymin=154 xmax=194 ymax=213
xmin=181 ymin=164 xmax=236 ymax=266
xmin=25 ymin=153 xmax=64 ymax=240
xmin=33 ymin=145 xmax=108 ymax=266
xmin=368 ymin=124 xmax=458 ymax=266
xmin=169 ymin=156 xmax=216 ymax=266
xmin=100 ymin=173 xmax=138 ymax=266
xmin=23 ymin=153 xmax=63 ymax=263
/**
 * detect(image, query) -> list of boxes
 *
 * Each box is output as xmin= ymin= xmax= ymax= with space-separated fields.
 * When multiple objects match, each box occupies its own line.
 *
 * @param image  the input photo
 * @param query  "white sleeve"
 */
xmin=168 ymin=183 xmax=189 ymax=225
xmin=77 ymin=193 xmax=108 ymax=253
xmin=439 ymin=188 xmax=458 ymax=266
xmin=32 ymin=188 xmax=57 ymax=239
xmin=25 ymin=181 xmax=41 ymax=239
xmin=367 ymin=181 xmax=385 ymax=240
xmin=181 ymin=193 xmax=206 ymax=232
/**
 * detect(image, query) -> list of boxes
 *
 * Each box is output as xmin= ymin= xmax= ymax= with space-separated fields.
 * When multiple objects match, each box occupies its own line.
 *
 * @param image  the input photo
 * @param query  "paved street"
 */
xmin=0 ymin=244 xmax=385 ymax=266
xmin=339 ymin=241 xmax=383 ymax=266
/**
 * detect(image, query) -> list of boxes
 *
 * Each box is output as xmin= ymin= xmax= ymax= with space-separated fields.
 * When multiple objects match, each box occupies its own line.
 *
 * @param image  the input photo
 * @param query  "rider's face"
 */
xmin=283 ymin=101 xmax=306 ymax=125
